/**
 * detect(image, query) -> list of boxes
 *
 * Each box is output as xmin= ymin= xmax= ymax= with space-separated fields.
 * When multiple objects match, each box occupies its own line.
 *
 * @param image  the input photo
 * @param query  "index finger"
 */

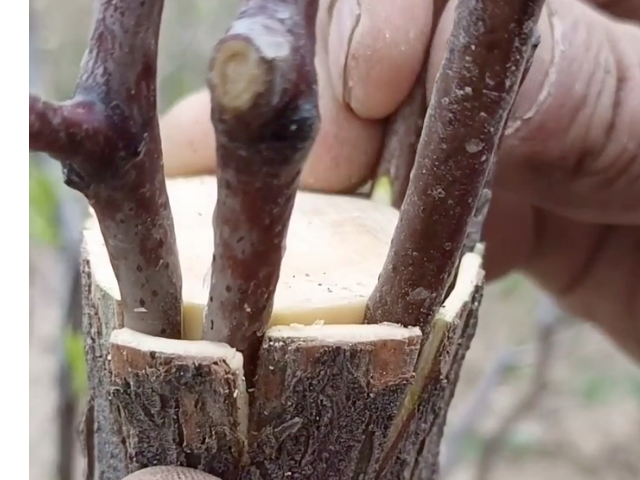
xmin=160 ymin=0 xmax=433 ymax=193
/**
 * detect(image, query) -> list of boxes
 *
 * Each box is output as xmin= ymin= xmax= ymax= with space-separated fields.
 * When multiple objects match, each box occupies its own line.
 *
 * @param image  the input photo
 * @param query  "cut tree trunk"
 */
xmin=81 ymin=176 xmax=485 ymax=480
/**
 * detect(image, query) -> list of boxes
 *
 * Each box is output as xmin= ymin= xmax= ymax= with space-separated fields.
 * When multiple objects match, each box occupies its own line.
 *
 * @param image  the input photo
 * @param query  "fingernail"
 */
xmin=504 ymin=3 xmax=558 ymax=136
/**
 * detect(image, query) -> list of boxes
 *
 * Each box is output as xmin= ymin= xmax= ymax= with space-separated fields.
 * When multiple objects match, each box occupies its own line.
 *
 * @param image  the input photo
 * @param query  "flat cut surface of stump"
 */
xmin=81 ymin=175 xmax=486 ymax=480
xmin=84 ymin=176 xmax=400 ymax=339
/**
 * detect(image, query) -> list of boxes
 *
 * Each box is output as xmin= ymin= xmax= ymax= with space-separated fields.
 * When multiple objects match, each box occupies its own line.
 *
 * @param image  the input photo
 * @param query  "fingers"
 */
xmin=427 ymin=0 xmax=640 ymax=224
xmin=483 ymin=194 xmax=640 ymax=361
xmin=525 ymin=213 xmax=640 ymax=361
xmin=160 ymin=82 xmax=383 ymax=193
xmin=162 ymin=0 xmax=432 ymax=192
xmin=300 ymin=50 xmax=384 ymax=192
xmin=325 ymin=0 xmax=432 ymax=119
xmin=160 ymin=89 xmax=217 ymax=178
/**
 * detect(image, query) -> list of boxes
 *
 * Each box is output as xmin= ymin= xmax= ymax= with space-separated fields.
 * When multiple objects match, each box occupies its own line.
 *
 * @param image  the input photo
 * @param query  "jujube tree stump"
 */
xmin=28 ymin=0 xmax=544 ymax=477
xmin=82 ymin=177 xmax=485 ymax=480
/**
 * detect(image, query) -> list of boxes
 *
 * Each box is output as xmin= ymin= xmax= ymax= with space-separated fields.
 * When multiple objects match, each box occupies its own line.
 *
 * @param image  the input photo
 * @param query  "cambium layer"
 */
xmin=81 ymin=177 xmax=485 ymax=480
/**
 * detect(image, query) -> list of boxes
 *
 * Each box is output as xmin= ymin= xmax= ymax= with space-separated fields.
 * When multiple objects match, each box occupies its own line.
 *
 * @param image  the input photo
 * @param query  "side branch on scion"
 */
xmin=365 ymin=0 xmax=545 ymax=331
xmin=204 ymin=0 xmax=321 ymax=378
xmin=29 ymin=95 xmax=107 ymax=159
xmin=28 ymin=0 xmax=182 ymax=339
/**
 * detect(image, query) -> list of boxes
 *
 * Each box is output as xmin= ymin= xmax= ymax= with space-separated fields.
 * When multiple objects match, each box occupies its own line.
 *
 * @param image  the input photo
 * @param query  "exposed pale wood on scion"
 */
xmin=109 ymin=328 xmax=248 ymax=479
xmin=204 ymin=0 xmax=321 ymax=380
xmin=246 ymin=323 xmax=421 ymax=480
xmin=379 ymin=250 xmax=485 ymax=480
xmin=365 ymin=0 xmax=545 ymax=332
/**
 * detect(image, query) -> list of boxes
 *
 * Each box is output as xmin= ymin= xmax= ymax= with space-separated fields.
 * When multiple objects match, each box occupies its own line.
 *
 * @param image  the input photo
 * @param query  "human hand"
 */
xmin=159 ymin=0 xmax=640 ymax=360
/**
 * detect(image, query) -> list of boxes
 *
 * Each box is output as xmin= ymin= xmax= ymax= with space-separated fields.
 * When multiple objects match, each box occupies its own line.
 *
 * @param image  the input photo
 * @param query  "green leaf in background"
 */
xmin=625 ymin=374 xmax=640 ymax=403
xmin=29 ymin=161 xmax=60 ymax=245
xmin=503 ymin=428 xmax=542 ymax=457
xmin=497 ymin=273 xmax=528 ymax=299
xmin=580 ymin=373 xmax=616 ymax=405
xmin=64 ymin=328 xmax=88 ymax=400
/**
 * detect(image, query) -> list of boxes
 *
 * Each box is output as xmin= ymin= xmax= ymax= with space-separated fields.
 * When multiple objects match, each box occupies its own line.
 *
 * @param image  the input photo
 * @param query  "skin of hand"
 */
xmin=160 ymin=0 xmax=640 ymax=361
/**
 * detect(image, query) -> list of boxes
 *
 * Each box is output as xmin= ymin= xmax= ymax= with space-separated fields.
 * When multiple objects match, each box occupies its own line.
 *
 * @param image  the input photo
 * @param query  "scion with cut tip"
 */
xmin=204 ymin=0 xmax=321 ymax=381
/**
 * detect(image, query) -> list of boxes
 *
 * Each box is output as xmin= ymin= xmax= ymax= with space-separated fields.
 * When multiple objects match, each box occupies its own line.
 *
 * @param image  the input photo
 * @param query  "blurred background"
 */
xmin=29 ymin=1 xmax=640 ymax=480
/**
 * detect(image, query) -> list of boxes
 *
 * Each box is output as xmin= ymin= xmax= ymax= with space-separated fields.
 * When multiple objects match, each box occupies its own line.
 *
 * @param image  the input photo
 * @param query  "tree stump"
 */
xmin=81 ymin=176 xmax=485 ymax=480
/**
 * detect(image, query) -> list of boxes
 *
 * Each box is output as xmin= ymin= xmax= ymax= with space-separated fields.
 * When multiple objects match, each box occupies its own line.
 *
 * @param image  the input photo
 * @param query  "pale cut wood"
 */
xmin=81 ymin=176 xmax=400 ymax=480
xmin=247 ymin=323 xmax=422 ymax=479
xmin=379 ymin=246 xmax=485 ymax=480
xmin=81 ymin=175 xmax=485 ymax=480
xmin=109 ymin=328 xmax=247 ymax=479
xmin=83 ymin=176 xmax=400 ymax=341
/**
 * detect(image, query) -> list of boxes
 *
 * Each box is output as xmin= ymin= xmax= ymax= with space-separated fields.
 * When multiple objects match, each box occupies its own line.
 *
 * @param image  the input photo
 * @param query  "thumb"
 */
xmin=428 ymin=0 xmax=640 ymax=225
xmin=122 ymin=466 xmax=221 ymax=480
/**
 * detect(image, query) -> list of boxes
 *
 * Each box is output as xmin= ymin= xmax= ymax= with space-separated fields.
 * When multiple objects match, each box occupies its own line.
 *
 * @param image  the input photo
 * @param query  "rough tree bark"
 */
xmin=82 ymin=177 xmax=485 ymax=480
xmin=29 ymin=0 xmax=183 ymax=478
xmin=29 ymin=0 xmax=544 ymax=478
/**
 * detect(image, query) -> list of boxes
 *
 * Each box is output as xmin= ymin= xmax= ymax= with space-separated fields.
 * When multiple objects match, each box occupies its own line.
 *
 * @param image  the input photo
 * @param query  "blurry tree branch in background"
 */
xmin=441 ymin=295 xmax=571 ymax=478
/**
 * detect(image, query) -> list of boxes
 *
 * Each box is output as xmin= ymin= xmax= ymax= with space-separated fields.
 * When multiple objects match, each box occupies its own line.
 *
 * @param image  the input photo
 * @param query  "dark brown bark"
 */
xmin=109 ymin=328 xmax=248 ymax=480
xmin=203 ymin=0 xmax=321 ymax=376
xmin=365 ymin=0 xmax=545 ymax=331
xmin=246 ymin=324 xmax=421 ymax=480
xmin=29 ymin=0 xmax=182 ymax=339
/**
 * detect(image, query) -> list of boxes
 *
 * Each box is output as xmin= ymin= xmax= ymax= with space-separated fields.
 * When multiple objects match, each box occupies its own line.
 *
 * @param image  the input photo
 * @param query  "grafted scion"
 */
xmin=29 ymin=0 xmax=182 ymax=338
xmin=365 ymin=0 xmax=545 ymax=333
xmin=204 ymin=0 xmax=322 ymax=382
